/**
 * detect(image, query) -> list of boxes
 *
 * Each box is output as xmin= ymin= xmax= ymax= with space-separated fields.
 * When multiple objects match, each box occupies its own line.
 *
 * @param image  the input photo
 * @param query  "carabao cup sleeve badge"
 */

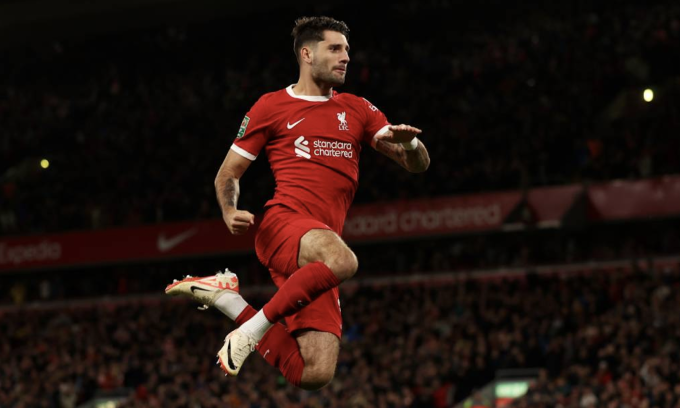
xmin=236 ymin=116 xmax=250 ymax=139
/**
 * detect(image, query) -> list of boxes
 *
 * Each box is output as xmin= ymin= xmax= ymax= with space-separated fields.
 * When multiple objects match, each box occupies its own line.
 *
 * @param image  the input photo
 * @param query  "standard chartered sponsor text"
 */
xmin=344 ymin=205 xmax=502 ymax=236
xmin=313 ymin=140 xmax=353 ymax=158
xmin=0 ymin=241 xmax=62 ymax=265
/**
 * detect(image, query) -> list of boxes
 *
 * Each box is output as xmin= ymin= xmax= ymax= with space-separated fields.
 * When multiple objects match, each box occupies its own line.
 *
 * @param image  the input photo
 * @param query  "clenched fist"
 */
xmin=224 ymin=208 xmax=255 ymax=235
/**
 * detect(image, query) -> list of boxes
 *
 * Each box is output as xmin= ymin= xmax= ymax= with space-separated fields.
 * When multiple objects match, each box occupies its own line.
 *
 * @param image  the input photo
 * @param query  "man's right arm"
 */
xmin=215 ymin=149 xmax=255 ymax=235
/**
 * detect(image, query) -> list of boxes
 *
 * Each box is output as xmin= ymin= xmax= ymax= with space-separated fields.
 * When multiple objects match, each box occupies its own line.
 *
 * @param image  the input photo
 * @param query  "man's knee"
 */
xmin=298 ymin=229 xmax=358 ymax=281
xmin=325 ymin=249 xmax=358 ymax=282
xmin=300 ymin=364 xmax=335 ymax=391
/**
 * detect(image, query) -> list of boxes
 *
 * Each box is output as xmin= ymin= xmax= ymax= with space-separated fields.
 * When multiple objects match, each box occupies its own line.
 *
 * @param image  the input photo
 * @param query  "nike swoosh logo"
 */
xmin=190 ymin=286 xmax=211 ymax=293
xmin=227 ymin=340 xmax=238 ymax=371
xmin=287 ymin=118 xmax=305 ymax=129
xmin=157 ymin=228 xmax=198 ymax=252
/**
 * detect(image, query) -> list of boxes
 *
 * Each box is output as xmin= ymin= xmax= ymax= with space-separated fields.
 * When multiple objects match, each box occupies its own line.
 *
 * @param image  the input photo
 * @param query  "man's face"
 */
xmin=310 ymin=30 xmax=350 ymax=87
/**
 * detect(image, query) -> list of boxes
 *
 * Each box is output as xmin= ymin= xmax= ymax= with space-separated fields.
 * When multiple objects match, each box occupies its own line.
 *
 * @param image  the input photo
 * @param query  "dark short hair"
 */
xmin=291 ymin=16 xmax=350 ymax=63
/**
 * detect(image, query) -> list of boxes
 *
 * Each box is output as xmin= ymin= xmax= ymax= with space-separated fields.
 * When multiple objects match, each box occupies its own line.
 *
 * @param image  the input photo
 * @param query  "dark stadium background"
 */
xmin=1 ymin=0 xmax=680 ymax=407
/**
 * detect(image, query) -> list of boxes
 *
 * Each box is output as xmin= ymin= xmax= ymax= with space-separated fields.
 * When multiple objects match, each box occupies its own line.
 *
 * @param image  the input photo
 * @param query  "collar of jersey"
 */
xmin=286 ymin=85 xmax=332 ymax=102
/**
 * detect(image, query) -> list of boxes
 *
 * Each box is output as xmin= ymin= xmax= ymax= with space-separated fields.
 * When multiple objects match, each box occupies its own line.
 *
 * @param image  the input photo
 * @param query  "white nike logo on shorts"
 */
xmin=287 ymin=118 xmax=305 ymax=129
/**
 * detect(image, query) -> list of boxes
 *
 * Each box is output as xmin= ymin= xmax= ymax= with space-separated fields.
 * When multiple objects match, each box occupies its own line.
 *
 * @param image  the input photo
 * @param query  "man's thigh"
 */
xmin=254 ymin=207 xmax=344 ymax=338
xmin=298 ymin=228 xmax=354 ymax=268
xmin=255 ymin=207 xmax=332 ymax=275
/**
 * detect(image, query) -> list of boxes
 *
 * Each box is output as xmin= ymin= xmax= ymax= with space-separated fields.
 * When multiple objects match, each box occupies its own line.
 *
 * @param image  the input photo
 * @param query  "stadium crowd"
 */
xmin=3 ymin=0 xmax=680 ymax=407
xmin=1 ymin=0 xmax=679 ymax=235
xmin=1 ymin=262 xmax=679 ymax=407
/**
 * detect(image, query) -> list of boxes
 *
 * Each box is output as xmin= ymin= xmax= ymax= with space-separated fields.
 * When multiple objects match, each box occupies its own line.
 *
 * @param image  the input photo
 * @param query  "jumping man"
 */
xmin=166 ymin=16 xmax=430 ymax=390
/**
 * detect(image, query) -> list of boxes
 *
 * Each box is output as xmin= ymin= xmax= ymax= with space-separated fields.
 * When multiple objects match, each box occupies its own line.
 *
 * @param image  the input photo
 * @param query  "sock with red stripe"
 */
xmin=235 ymin=306 xmax=304 ymax=387
xmin=239 ymin=262 xmax=340 ymax=341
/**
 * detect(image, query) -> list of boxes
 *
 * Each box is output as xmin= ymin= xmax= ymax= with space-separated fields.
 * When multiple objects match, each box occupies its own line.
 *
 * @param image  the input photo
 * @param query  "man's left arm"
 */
xmin=373 ymin=124 xmax=430 ymax=173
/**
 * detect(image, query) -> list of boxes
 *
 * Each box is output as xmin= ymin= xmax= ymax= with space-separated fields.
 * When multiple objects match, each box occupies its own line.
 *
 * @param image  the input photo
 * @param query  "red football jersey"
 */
xmin=231 ymin=85 xmax=390 ymax=234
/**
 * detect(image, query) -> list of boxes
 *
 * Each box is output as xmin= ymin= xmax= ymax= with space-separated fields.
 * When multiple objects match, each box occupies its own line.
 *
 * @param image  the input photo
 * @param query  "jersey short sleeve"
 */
xmin=360 ymin=98 xmax=391 ymax=148
xmin=231 ymin=95 xmax=272 ymax=161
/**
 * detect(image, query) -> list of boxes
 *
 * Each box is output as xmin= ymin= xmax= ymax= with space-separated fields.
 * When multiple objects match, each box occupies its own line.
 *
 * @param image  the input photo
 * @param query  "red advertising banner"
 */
xmin=342 ymin=191 xmax=522 ymax=242
xmin=0 ymin=192 xmax=523 ymax=272
xmin=588 ymin=176 xmax=680 ymax=220
xmin=0 ymin=218 xmax=256 ymax=272
xmin=2 ymin=175 xmax=680 ymax=272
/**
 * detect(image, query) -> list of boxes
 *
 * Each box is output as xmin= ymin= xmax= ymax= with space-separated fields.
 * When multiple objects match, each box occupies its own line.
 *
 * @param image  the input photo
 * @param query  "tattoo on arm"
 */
xmin=215 ymin=175 xmax=240 ymax=214
xmin=222 ymin=178 xmax=238 ymax=208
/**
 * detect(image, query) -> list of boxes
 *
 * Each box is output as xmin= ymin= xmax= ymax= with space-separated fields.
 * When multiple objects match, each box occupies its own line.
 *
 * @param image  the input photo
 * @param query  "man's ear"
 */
xmin=300 ymin=45 xmax=313 ymax=64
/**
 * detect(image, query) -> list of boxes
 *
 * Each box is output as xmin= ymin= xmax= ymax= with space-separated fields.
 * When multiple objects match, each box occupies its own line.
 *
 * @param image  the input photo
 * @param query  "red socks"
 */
xmin=232 ymin=262 xmax=341 ymax=388
xmin=262 ymin=262 xmax=341 ymax=322
xmin=235 ymin=306 xmax=304 ymax=387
